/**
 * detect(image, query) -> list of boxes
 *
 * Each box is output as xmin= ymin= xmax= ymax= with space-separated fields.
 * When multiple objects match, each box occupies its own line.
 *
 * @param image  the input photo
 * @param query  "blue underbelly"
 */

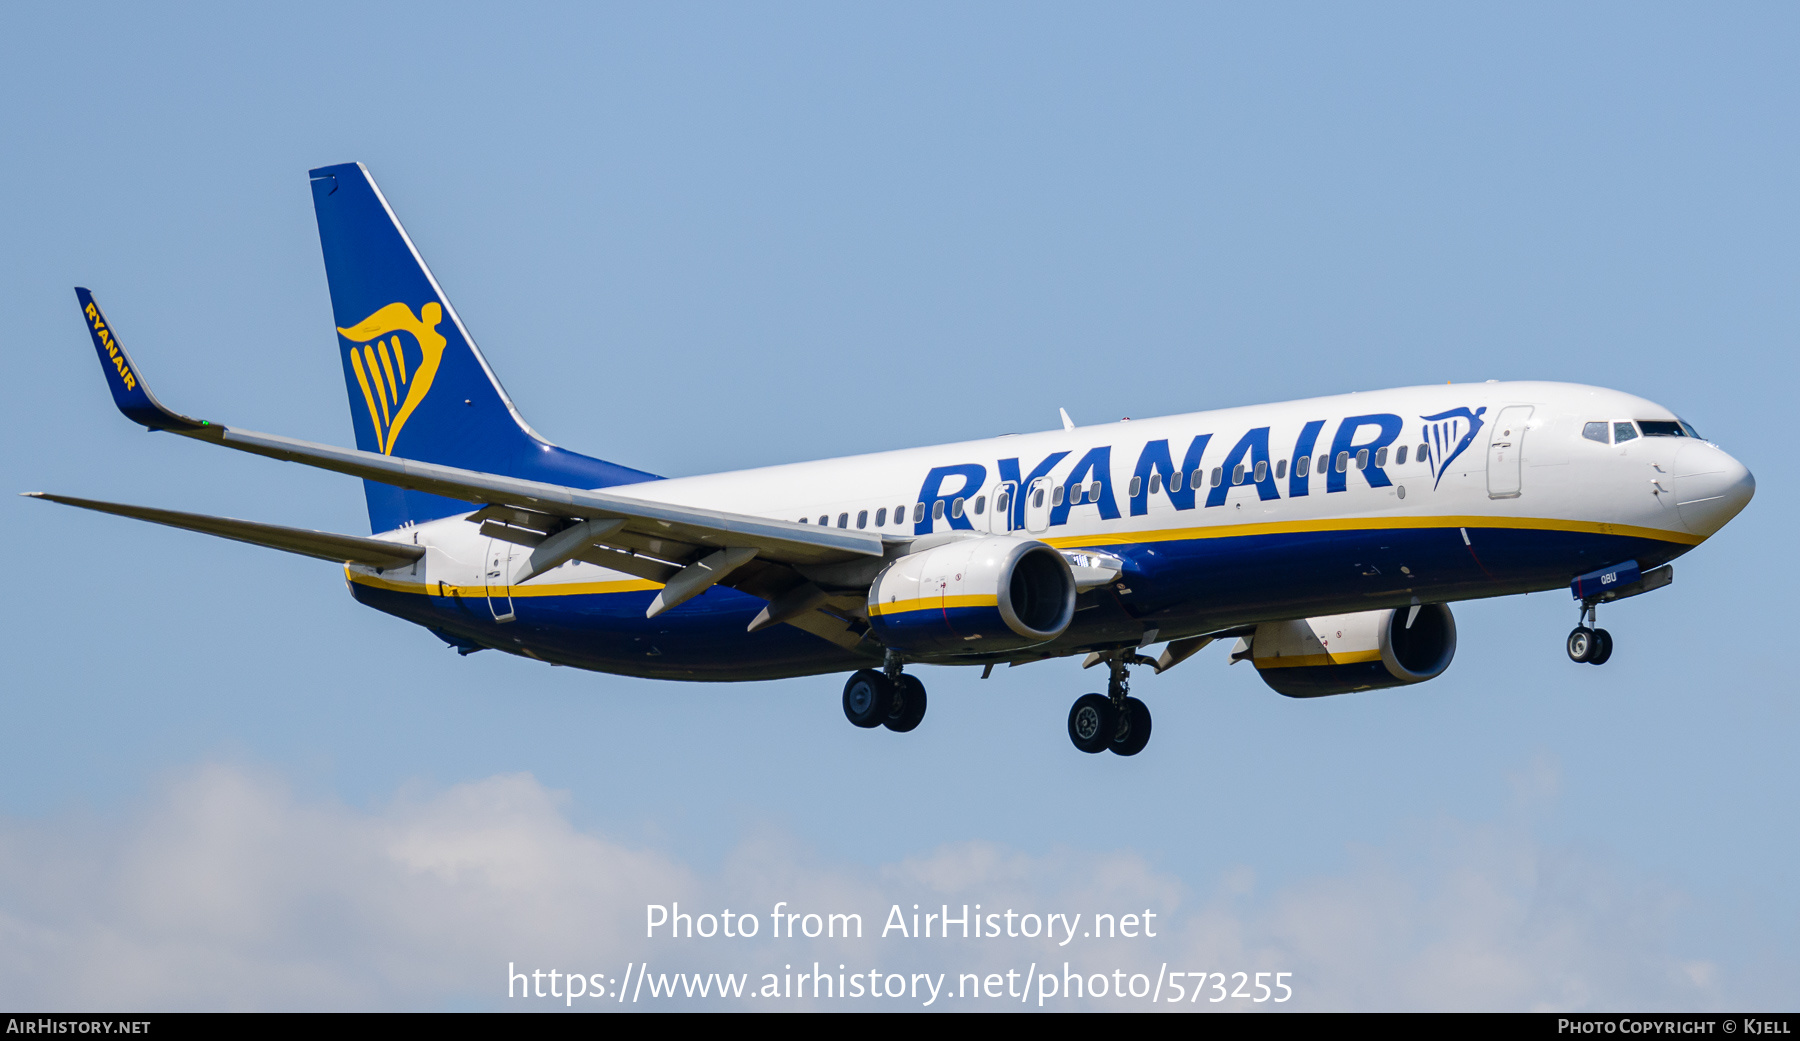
xmin=351 ymin=523 xmax=1690 ymax=680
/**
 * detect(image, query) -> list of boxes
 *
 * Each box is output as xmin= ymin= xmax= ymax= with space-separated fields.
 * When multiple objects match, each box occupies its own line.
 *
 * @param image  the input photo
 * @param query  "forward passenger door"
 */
xmin=1486 ymin=405 xmax=1533 ymax=499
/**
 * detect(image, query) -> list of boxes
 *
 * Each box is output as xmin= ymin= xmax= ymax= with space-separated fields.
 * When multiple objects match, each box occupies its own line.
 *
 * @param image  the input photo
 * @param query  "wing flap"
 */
xmin=26 ymin=493 xmax=425 ymax=570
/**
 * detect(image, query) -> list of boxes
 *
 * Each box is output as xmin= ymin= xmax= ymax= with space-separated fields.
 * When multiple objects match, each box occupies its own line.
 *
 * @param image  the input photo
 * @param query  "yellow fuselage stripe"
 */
xmin=1039 ymin=513 xmax=1700 ymax=549
xmin=869 ymin=594 xmax=998 ymax=617
xmin=349 ymin=513 xmax=1693 ymax=601
xmin=351 ymin=570 xmax=660 ymax=597
xmin=1256 ymin=649 xmax=1383 ymax=669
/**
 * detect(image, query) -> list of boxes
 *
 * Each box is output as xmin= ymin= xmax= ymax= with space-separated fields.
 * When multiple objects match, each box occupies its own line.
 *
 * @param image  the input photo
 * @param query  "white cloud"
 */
xmin=0 ymin=761 xmax=1762 ymax=1011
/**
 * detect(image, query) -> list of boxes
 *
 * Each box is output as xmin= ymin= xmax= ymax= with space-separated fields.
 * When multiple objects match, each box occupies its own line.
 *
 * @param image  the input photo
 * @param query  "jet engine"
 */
xmin=867 ymin=536 xmax=1076 ymax=658
xmin=1247 ymin=603 xmax=1457 ymax=697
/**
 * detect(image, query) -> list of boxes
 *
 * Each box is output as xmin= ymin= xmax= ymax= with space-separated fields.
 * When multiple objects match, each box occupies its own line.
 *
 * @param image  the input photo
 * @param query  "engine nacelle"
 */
xmin=868 ymin=536 xmax=1076 ymax=658
xmin=1249 ymin=603 xmax=1456 ymax=698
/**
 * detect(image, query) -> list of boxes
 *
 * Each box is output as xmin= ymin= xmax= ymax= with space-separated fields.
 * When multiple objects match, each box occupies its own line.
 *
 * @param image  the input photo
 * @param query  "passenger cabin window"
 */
xmin=1231 ymin=464 xmax=1244 ymax=485
xmin=1638 ymin=420 xmax=1686 ymax=437
xmin=1375 ymin=447 xmax=1387 ymax=467
xmin=913 ymin=503 xmax=925 ymax=523
xmin=876 ymin=507 xmax=887 ymax=527
xmin=974 ymin=495 xmax=985 ymax=515
xmin=1032 ymin=488 xmax=1045 ymax=508
xmin=1275 ymin=459 xmax=1287 ymax=479
xmin=932 ymin=500 xmax=945 ymax=520
xmin=1356 ymin=449 xmax=1369 ymax=470
xmin=1396 ymin=446 xmax=1408 ymax=465
xmin=1416 ymin=444 xmax=1427 ymax=462
xmin=1318 ymin=454 xmax=1330 ymax=474
xmin=1335 ymin=451 xmax=1349 ymax=473
xmin=1253 ymin=460 xmax=1267 ymax=483
xmin=995 ymin=491 xmax=1009 ymax=514
xmin=838 ymin=513 xmax=849 ymax=528
xmin=950 ymin=497 xmax=964 ymax=519
xmin=1582 ymin=421 xmax=1609 ymax=443
xmin=1211 ymin=467 xmax=1223 ymax=487
xmin=857 ymin=510 xmax=868 ymax=529
xmin=818 ymin=515 xmax=828 ymax=525
xmin=1614 ymin=422 xmax=1638 ymax=443
xmin=1051 ymin=485 xmax=1065 ymax=506
xmin=1296 ymin=456 xmax=1309 ymax=476
xmin=1169 ymin=471 xmax=1183 ymax=492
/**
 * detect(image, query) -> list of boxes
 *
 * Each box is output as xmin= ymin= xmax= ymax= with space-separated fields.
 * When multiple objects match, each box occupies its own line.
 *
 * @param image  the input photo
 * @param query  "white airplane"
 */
xmin=36 ymin=163 xmax=1754 ymax=756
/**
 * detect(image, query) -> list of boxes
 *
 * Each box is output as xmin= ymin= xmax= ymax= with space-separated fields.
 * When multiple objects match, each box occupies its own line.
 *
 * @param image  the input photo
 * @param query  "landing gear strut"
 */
xmin=1566 ymin=602 xmax=1613 ymax=665
xmin=1068 ymin=654 xmax=1153 ymax=756
xmin=842 ymin=652 xmax=927 ymax=732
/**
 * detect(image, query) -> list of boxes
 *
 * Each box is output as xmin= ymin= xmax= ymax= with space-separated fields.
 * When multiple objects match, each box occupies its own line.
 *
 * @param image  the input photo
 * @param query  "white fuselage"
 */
xmin=347 ymin=381 xmax=1752 ymax=680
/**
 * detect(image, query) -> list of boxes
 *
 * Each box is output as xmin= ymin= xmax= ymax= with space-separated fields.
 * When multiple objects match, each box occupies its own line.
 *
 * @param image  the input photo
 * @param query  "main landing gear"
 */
xmin=1069 ymin=655 xmax=1153 ymax=757
xmin=1566 ymin=603 xmax=1614 ymax=665
xmin=842 ymin=653 xmax=927 ymax=733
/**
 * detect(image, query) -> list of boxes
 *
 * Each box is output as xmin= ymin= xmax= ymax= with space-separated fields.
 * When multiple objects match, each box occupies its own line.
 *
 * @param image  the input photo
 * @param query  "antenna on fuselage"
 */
xmin=1059 ymin=407 xmax=1075 ymax=431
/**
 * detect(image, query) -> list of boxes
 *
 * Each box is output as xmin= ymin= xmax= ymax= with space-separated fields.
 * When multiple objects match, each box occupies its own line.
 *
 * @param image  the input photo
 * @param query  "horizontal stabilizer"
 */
xmin=24 ymin=493 xmax=425 ymax=570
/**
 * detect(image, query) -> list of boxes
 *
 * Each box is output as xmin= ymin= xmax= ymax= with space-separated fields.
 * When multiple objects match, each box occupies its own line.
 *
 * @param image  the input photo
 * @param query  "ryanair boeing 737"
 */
xmin=34 ymin=163 xmax=1755 ymax=756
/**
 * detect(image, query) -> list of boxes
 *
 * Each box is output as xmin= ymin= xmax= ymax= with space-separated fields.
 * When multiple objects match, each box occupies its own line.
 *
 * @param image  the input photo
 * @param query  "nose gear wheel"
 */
xmin=1567 ymin=603 xmax=1614 ymax=666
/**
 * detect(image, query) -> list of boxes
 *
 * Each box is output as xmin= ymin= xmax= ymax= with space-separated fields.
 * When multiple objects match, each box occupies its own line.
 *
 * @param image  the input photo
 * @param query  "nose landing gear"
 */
xmin=1566 ymin=604 xmax=1613 ymax=665
xmin=1068 ymin=655 xmax=1154 ymax=756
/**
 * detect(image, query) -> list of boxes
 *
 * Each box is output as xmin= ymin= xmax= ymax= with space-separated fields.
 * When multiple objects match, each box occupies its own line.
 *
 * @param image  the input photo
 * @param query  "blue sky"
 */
xmin=1 ymin=2 xmax=1794 ymax=1010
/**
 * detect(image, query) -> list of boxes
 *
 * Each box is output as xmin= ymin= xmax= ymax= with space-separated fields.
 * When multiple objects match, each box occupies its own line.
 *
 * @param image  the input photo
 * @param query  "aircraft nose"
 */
xmin=1672 ymin=442 xmax=1754 ymax=538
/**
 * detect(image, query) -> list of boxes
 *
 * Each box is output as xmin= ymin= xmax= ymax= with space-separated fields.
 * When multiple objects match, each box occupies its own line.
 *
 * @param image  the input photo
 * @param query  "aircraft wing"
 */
xmin=71 ymin=289 xmax=886 ymax=571
xmin=25 ymin=492 xmax=426 ymax=570
xmin=67 ymin=288 xmax=887 ymax=647
xmin=185 ymin=424 xmax=883 ymax=567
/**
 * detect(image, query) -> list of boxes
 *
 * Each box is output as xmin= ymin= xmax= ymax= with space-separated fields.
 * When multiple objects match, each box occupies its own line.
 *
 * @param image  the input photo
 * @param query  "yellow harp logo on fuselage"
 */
xmin=339 ymin=301 xmax=448 ymax=455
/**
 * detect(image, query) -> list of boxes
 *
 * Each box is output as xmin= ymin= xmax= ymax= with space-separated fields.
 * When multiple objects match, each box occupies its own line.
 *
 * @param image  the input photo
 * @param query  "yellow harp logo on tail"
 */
xmin=338 ymin=301 xmax=448 ymax=455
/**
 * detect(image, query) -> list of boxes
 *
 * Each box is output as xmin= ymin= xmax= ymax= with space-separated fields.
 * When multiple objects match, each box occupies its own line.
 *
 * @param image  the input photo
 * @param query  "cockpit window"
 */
xmin=1613 ymin=422 xmax=1638 ymax=443
xmin=1679 ymin=419 xmax=1703 ymax=439
xmin=1582 ymin=421 xmax=1609 ymax=443
xmin=1637 ymin=420 xmax=1686 ymax=437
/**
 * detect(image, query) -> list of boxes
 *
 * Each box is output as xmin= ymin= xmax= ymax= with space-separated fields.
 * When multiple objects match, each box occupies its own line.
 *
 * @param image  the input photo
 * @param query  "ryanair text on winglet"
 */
xmin=85 ymin=302 xmax=136 ymax=392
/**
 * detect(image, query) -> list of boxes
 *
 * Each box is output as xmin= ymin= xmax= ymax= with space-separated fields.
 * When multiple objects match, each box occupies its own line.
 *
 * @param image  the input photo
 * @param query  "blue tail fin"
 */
xmin=308 ymin=162 xmax=657 ymax=533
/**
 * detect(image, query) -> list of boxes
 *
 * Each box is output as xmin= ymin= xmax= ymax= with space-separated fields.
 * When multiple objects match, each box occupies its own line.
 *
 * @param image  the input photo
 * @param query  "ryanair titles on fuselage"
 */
xmin=907 ymin=406 xmax=1484 ymax=537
